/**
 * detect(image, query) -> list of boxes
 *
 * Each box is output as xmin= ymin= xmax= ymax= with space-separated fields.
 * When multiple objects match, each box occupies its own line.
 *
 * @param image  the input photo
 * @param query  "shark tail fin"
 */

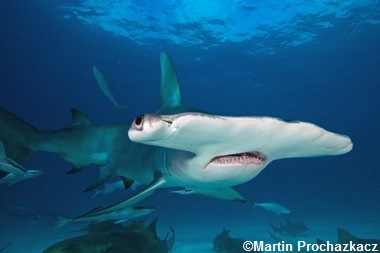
xmin=0 ymin=108 xmax=38 ymax=163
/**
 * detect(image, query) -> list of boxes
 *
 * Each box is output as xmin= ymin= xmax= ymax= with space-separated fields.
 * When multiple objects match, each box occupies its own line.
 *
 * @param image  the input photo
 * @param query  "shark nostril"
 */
xmin=134 ymin=115 xmax=144 ymax=130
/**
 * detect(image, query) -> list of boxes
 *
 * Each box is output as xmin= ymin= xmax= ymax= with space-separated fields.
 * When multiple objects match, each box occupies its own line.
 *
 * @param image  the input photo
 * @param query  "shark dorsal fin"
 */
xmin=70 ymin=108 xmax=92 ymax=126
xmin=157 ymin=52 xmax=183 ymax=114
xmin=337 ymin=228 xmax=358 ymax=243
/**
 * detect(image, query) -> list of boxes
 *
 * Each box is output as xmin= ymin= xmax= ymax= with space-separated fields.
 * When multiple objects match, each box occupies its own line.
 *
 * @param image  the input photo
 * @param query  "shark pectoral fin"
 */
xmin=83 ymin=166 xmax=115 ymax=192
xmin=193 ymin=187 xmax=246 ymax=202
xmin=85 ymin=174 xmax=166 ymax=215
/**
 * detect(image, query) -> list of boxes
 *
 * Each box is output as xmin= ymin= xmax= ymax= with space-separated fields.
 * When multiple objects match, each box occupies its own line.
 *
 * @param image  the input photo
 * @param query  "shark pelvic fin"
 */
xmin=70 ymin=108 xmax=92 ymax=126
xmin=192 ymin=187 xmax=246 ymax=202
xmin=84 ymin=173 xmax=166 ymax=216
xmin=157 ymin=52 xmax=186 ymax=114
xmin=83 ymin=166 xmax=115 ymax=192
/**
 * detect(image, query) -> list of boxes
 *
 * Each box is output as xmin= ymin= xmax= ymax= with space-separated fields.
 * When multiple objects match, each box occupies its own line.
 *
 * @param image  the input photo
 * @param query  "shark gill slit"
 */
xmin=208 ymin=151 xmax=267 ymax=166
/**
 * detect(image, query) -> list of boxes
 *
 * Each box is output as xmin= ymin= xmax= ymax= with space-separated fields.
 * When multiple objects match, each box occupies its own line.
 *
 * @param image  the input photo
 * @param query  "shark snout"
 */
xmin=132 ymin=114 xmax=172 ymax=132
xmin=129 ymin=114 xmax=174 ymax=143
xmin=131 ymin=114 xmax=163 ymax=131
xmin=130 ymin=114 xmax=168 ymax=132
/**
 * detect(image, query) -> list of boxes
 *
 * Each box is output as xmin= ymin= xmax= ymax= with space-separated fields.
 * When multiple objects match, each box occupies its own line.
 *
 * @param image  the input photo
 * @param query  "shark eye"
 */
xmin=134 ymin=115 xmax=144 ymax=130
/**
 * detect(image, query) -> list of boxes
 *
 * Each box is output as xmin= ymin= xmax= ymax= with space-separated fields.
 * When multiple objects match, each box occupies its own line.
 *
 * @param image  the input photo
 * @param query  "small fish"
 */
xmin=253 ymin=202 xmax=290 ymax=215
xmin=169 ymin=188 xmax=194 ymax=195
xmin=92 ymin=66 xmax=121 ymax=109
xmin=55 ymin=205 xmax=154 ymax=229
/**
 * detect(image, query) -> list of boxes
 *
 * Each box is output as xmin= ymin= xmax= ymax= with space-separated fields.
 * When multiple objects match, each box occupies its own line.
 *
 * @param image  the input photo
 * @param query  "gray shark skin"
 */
xmin=314 ymin=228 xmax=380 ymax=253
xmin=271 ymin=219 xmax=309 ymax=236
xmin=0 ymin=140 xmax=28 ymax=175
xmin=0 ymin=52 xmax=352 ymax=217
xmin=337 ymin=227 xmax=380 ymax=245
xmin=214 ymin=228 xmax=253 ymax=253
xmin=55 ymin=205 xmax=154 ymax=229
xmin=43 ymin=218 xmax=174 ymax=253
xmin=269 ymin=228 xmax=380 ymax=253
xmin=0 ymin=140 xmax=44 ymax=185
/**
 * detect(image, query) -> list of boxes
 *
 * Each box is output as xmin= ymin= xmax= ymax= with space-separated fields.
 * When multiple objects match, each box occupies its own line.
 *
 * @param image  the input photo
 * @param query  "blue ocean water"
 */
xmin=0 ymin=0 xmax=379 ymax=252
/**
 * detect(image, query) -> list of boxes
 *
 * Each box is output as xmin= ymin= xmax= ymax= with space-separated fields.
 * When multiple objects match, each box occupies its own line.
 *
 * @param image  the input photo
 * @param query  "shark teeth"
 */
xmin=209 ymin=151 xmax=267 ymax=166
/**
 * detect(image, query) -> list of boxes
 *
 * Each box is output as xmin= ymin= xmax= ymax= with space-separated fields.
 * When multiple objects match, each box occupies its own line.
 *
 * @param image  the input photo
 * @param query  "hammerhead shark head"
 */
xmin=0 ymin=53 xmax=352 ymax=217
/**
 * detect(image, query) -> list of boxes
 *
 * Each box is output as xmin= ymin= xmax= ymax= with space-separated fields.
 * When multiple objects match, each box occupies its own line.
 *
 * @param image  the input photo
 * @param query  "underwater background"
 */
xmin=0 ymin=0 xmax=379 ymax=252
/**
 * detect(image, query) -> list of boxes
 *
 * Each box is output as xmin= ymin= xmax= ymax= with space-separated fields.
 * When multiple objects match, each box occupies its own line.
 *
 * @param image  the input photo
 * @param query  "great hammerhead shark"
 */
xmin=0 ymin=53 xmax=352 ymax=217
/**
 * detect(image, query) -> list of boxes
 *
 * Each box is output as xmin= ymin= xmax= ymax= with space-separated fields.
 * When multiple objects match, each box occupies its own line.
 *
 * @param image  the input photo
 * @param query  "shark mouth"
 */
xmin=208 ymin=151 xmax=267 ymax=166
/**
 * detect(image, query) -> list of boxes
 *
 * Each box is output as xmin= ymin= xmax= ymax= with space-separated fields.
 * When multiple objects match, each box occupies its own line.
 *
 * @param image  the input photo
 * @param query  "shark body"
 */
xmin=44 ymin=219 xmax=174 ymax=253
xmin=55 ymin=205 xmax=154 ymax=229
xmin=214 ymin=228 xmax=252 ymax=253
xmin=0 ymin=53 xmax=352 ymax=216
